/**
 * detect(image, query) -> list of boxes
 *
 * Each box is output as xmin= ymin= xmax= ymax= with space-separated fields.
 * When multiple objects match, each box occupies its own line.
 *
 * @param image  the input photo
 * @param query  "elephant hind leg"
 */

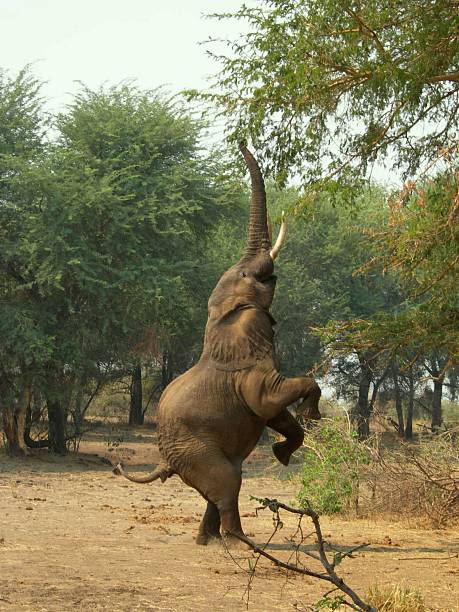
xmin=196 ymin=501 xmax=221 ymax=545
xmin=182 ymin=453 xmax=245 ymax=546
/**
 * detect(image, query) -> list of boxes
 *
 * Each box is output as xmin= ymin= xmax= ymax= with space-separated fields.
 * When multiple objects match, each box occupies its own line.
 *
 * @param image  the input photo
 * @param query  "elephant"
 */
xmin=115 ymin=144 xmax=321 ymax=546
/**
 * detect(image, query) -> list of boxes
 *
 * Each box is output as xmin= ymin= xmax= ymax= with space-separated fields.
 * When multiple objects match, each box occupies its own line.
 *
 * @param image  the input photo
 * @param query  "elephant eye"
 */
xmin=240 ymin=271 xmax=247 ymax=278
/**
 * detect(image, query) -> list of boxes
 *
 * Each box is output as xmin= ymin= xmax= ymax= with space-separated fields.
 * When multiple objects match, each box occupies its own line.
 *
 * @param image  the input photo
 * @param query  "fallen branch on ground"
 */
xmin=231 ymin=497 xmax=375 ymax=612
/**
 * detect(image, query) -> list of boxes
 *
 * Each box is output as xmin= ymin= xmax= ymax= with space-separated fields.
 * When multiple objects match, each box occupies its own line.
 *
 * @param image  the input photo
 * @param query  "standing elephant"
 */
xmin=115 ymin=144 xmax=321 ymax=546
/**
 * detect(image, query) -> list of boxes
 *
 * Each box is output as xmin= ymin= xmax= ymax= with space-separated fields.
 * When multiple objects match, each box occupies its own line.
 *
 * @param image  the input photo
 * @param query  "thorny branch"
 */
xmin=230 ymin=497 xmax=375 ymax=612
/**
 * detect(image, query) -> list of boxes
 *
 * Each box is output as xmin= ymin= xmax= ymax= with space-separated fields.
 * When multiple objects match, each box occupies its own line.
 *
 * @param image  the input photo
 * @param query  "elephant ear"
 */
xmin=206 ymin=303 xmax=276 ymax=371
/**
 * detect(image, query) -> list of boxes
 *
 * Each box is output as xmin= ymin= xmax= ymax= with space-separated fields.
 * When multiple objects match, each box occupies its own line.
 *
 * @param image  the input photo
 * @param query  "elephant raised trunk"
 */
xmin=239 ymin=143 xmax=271 ymax=258
xmin=238 ymin=143 xmax=286 ymax=261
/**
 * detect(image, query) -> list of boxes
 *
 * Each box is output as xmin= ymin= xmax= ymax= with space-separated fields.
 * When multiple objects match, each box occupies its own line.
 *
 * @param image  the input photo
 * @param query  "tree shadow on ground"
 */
xmin=265 ymin=540 xmax=459 ymax=555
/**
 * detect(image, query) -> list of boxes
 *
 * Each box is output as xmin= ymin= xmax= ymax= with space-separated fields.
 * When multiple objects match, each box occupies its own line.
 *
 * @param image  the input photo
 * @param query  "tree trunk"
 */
xmin=405 ymin=369 xmax=415 ymax=440
xmin=47 ymin=399 xmax=67 ymax=454
xmin=393 ymin=367 xmax=405 ymax=437
xmin=431 ymin=375 xmax=444 ymax=432
xmin=73 ymin=385 xmax=84 ymax=439
xmin=128 ymin=364 xmax=144 ymax=426
xmin=354 ymin=355 xmax=372 ymax=440
xmin=1 ymin=386 xmax=29 ymax=456
xmin=2 ymin=405 xmax=27 ymax=455
xmin=426 ymin=353 xmax=447 ymax=433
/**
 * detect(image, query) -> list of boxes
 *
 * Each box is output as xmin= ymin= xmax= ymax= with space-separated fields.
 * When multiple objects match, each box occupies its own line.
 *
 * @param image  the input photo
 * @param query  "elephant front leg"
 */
xmin=240 ymin=368 xmax=321 ymax=422
xmin=267 ymin=409 xmax=304 ymax=466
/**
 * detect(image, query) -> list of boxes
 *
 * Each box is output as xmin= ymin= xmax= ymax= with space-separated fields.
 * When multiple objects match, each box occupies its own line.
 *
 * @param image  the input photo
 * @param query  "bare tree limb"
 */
xmin=230 ymin=498 xmax=375 ymax=612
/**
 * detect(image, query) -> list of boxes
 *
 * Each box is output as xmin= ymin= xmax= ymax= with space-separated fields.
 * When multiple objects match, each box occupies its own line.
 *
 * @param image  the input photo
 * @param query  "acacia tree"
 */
xmin=194 ymin=0 xmax=459 ymax=183
xmin=0 ymin=76 xmax=226 ymax=453
xmin=0 ymin=69 xmax=51 ymax=454
xmin=325 ymin=172 xmax=458 ymax=432
xmin=55 ymin=84 xmax=225 ymax=429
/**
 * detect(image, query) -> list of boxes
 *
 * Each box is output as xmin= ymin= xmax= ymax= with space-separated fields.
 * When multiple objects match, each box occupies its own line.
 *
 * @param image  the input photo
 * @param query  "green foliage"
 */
xmin=0 ymin=72 xmax=233 ymax=446
xmin=314 ymin=594 xmax=346 ymax=611
xmin=298 ymin=422 xmax=369 ymax=514
xmin=0 ymin=67 xmax=47 ymax=158
xmin=322 ymin=171 xmax=459 ymax=361
xmin=2 ymin=83 xmax=203 ymax=374
xmin=192 ymin=0 xmax=459 ymax=184
xmin=372 ymin=173 xmax=459 ymax=360
xmin=0 ymin=68 xmax=50 ymax=378
xmin=191 ymin=1 xmax=459 ymax=369
xmin=270 ymin=183 xmax=399 ymax=374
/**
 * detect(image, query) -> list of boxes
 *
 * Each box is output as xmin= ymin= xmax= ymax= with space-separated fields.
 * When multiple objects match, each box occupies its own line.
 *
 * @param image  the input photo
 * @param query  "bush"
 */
xmin=362 ymin=431 xmax=459 ymax=527
xmin=297 ymin=420 xmax=369 ymax=514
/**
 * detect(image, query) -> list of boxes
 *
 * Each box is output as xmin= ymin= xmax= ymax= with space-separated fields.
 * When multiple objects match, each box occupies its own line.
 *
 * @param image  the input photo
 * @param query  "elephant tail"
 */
xmin=113 ymin=462 xmax=173 ymax=484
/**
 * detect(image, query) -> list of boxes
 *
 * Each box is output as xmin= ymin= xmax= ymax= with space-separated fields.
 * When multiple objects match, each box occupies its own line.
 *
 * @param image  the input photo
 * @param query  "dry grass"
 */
xmin=366 ymin=583 xmax=426 ymax=612
xmin=360 ymin=431 xmax=459 ymax=528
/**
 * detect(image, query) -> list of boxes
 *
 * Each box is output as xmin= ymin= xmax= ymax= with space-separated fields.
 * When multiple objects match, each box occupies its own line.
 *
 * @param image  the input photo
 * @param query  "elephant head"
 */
xmin=204 ymin=144 xmax=286 ymax=371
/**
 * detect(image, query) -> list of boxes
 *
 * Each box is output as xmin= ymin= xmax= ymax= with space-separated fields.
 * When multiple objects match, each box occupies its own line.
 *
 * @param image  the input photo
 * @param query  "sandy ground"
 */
xmin=0 ymin=426 xmax=458 ymax=612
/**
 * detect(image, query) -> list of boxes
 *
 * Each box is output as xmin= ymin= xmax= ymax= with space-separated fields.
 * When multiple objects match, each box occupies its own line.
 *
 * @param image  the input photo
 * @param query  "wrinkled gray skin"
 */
xmin=115 ymin=145 xmax=321 ymax=546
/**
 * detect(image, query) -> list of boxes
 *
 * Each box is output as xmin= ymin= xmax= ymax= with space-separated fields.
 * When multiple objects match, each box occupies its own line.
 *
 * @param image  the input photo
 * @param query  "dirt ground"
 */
xmin=1 ymin=426 xmax=458 ymax=612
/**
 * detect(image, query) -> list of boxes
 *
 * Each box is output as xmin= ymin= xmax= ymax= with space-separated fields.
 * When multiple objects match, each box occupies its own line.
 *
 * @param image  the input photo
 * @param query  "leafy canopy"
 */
xmin=0 ymin=77 xmax=225 ymax=389
xmin=191 ymin=0 xmax=459 ymax=184
xmin=270 ymin=183 xmax=399 ymax=373
xmin=323 ymin=171 xmax=459 ymax=362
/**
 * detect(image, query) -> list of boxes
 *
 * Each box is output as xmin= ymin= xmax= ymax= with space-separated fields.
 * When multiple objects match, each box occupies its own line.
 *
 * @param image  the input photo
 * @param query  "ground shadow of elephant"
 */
xmin=115 ymin=144 xmax=321 ymax=546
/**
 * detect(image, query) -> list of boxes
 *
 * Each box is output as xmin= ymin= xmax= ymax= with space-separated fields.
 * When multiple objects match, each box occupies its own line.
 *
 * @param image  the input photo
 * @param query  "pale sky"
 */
xmin=1 ymin=0 xmax=253 ymax=111
xmin=1 ymin=0 xmax=395 ymax=183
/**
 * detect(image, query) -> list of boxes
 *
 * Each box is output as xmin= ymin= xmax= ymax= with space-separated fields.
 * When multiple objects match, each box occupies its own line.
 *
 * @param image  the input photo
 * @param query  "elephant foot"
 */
xmin=272 ymin=441 xmax=293 ymax=466
xmin=196 ymin=501 xmax=221 ymax=545
xmin=196 ymin=532 xmax=222 ymax=546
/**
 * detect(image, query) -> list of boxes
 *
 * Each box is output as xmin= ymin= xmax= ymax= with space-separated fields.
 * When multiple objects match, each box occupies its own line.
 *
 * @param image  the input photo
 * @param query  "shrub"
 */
xmin=362 ymin=431 xmax=459 ymax=527
xmin=297 ymin=420 xmax=369 ymax=514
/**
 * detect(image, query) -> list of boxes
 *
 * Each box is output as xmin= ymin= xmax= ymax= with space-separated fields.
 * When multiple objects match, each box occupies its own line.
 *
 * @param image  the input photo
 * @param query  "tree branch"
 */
xmin=428 ymin=72 xmax=459 ymax=83
xmin=231 ymin=498 xmax=375 ymax=612
xmin=344 ymin=9 xmax=386 ymax=57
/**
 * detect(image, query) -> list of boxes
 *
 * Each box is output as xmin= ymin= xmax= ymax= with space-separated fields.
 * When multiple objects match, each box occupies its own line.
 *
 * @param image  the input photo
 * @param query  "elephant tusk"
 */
xmin=269 ymin=212 xmax=287 ymax=260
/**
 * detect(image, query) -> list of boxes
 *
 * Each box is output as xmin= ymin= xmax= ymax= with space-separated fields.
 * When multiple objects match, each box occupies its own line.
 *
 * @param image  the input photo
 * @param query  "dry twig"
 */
xmin=231 ymin=497 xmax=375 ymax=612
